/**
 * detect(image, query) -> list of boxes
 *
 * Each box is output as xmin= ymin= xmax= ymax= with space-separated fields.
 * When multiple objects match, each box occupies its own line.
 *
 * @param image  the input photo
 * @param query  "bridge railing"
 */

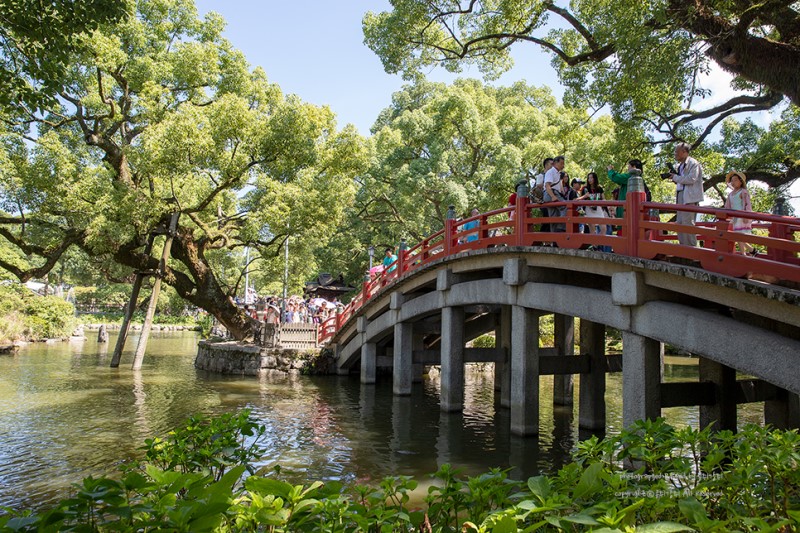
xmin=317 ymin=192 xmax=800 ymax=345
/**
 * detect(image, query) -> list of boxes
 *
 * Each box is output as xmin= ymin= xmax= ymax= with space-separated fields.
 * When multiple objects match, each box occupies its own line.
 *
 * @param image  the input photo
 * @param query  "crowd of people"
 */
xmin=493 ymin=143 xmax=761 ymax=255
xmin=240 ymin=295 xmax=344 ymax=325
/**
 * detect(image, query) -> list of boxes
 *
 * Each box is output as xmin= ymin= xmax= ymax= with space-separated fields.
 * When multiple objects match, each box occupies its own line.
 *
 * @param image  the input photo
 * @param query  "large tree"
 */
xmin=319 ymin=78 xmax=638 ymax=282
xmin=363 ymin=0 xmax=800 ymax=189
xmin=0 ymin=0 xmax=368 ymax=339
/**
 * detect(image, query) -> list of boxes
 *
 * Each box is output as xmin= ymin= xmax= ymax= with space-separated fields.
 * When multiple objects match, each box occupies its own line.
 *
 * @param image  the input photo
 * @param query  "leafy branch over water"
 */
xmin=1 ymin=413 xmax=798 ymax=531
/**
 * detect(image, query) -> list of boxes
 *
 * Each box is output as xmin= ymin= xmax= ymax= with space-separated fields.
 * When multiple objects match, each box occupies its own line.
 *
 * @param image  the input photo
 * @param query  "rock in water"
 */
xmin=97 ymin=324 xmax=108 ymax=343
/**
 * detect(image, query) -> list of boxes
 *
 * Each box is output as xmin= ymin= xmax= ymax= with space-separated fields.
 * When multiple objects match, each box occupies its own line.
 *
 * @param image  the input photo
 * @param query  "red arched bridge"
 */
xmin=318 ymin=190 xmax=800 ymax=435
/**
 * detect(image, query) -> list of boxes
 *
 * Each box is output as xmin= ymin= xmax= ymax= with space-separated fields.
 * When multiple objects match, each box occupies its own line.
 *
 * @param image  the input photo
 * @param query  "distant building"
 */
xmin=304 ymin=273 xmax=356 ymax=301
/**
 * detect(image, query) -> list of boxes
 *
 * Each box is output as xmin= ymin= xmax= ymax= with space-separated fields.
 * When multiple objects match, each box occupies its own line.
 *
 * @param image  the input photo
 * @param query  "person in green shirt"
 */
xmin=382 ymin=247 xmax=398 ymax=272
xmin=606 ymin=159 xmax=644 ymax=219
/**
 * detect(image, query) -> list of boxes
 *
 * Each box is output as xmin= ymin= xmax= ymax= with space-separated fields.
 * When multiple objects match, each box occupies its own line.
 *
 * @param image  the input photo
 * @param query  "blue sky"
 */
xmin=193 ymin=0 xmax=560 ymax=135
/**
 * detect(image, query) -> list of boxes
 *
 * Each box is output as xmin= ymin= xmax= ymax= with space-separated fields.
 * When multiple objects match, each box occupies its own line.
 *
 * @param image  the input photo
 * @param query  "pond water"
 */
xmin=0 ymin=330 xmax=764 ymax=510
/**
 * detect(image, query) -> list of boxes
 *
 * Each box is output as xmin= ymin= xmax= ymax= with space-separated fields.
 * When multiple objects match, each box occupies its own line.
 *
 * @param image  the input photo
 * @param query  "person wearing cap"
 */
xmin=723 ymin=171 xmax=756 ymax=256
xmin=383 ymin=246 xmax=398 ymax=272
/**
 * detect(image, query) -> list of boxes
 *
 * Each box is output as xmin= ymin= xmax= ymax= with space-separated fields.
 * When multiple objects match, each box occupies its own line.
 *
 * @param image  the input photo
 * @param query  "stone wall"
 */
xmin=195 ymin=340 xmax=335 ymax=376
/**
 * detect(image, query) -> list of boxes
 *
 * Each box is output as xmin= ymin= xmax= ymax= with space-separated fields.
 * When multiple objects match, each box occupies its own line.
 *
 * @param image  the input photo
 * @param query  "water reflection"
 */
xmin=0 ymin=332 xmax=764 ymax=510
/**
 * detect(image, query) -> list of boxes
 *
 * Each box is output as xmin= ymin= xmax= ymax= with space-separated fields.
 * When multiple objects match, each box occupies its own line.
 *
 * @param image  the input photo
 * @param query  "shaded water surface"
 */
xmin=0 ymin=331 xmax=764 ymax=509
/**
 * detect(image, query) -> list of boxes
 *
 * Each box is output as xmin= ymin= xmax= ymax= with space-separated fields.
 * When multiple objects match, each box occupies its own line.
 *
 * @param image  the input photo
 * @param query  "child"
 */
xmin=723 ymin=171 xmax=755 ymax=256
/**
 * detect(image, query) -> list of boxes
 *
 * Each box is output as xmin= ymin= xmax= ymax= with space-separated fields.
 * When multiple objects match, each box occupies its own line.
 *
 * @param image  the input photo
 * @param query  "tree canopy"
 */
xmin=0 ymin=0 xmax=132 ymax=112
xmin=0 ymin=0 xmax=368 ymax=338
xmin=363 ymin=0 xmax=800 ymax=189
xmin=319 ymin=78 xmax=648 ymax=283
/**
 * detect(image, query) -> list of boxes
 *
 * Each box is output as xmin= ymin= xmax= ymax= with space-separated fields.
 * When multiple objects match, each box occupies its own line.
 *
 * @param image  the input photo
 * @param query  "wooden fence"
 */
xmin=277 ymin=323 xmax=319 ymax=350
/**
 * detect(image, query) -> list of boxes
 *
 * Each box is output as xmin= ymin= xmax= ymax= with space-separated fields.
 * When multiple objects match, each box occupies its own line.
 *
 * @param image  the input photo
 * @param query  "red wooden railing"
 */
xmin=318 ymin=191 xmax=800 ymax=345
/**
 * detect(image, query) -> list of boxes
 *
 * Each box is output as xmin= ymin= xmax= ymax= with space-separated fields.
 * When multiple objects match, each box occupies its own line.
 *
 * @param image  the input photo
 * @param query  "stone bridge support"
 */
xmin=495 ymin=305 xmax=511 ymax=409
xmin=511 ymin=305 xmax=540 ymax=436
xmin=622 ymin=332 xmax=662 ymax=428
xmin=553 ymin=314 xmax=575 ymax=406
xmin=331 ymin=248 xmax=800 ymax=437
xmin=441 ymin=306 xmax=465 ymax=411
xmin=699 ymin=357 xmax=737 ymax=432
xmin=579 ymin=320 xmax=606 ymax=431
xmin=766 ymin=390 xmax=800 ymax=429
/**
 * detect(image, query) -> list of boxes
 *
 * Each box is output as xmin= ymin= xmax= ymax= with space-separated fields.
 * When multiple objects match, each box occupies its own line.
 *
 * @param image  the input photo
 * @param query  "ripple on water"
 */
xmin=0 ymin=333 xmax=768 ymax=510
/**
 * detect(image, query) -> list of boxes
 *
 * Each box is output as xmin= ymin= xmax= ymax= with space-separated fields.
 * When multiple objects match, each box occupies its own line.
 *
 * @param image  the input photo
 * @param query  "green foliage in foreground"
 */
xmin=2 ymin=414 xmax=798 ymax=532
xmin=0 ymin=284 xmax=76 ymax=342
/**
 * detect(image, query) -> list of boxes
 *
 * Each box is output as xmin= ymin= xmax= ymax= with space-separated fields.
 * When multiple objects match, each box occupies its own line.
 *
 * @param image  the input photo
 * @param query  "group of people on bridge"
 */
xmin=501 ymin=143 xmax=759 ymax=254
xmin=241 ymin=295 xmax=344 ymax=325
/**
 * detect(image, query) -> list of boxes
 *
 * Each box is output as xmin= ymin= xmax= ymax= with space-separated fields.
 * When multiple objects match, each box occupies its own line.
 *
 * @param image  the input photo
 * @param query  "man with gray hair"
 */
xmin=668 ymin=142 xmax=704 ymax=247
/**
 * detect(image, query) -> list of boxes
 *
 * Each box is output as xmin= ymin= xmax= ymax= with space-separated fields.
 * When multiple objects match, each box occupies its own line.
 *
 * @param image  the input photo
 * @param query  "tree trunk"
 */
xmin=671 ymin=0 xmax=800 ymax=105
xmin=111 ymin=224 xmax=256 ymax=341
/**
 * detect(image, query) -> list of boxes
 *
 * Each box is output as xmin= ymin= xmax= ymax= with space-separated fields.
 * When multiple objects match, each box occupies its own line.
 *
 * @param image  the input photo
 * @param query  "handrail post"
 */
xmin=515 ymin=180 xmax=530 ymax=246
xmin=445 ymin=205 xmax=456 ymax=256
xmin=625 ymin=174 xmax=645 ymax=257
xmin=713 ymin=214 xmax=733 ymax=253
xmin=515 ymin=194 xmax=528 ymax=246
xmin=398 ymin=238 xmax=407 ymax=273
xmin=768 ymin=220 xmax=789 ymax=262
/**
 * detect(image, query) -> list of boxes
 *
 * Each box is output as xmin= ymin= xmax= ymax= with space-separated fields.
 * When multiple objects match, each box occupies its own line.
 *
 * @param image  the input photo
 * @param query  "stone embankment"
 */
xmin=195 ymin=340 xmax=334 ymax=376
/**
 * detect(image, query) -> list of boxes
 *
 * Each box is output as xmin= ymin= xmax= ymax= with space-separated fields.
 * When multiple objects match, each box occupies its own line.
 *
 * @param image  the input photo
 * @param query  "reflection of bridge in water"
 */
xmin=320 ymin=189 xmax=800 ymax=435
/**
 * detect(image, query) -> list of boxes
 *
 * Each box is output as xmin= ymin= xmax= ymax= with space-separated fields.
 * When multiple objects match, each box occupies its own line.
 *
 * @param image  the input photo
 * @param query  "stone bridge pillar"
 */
xmin=360 ymin=342 xmax=377 ymax=384
xmin=495 ymin=305 xmax=512 ymax=408
xmin=699 ymin=357 xmax=737 ymax=432
xmin=441 ymin=306 xmax=466 ymax=411
xmin=391 ymin=292 xmax=414 ymax=396
xmin=579 ymin=319 xmax=606 ymax=431
xmin=765 ymin=391 xmax=800 ymax=429
xmin=358 ymin=316 xmax=377 ymax=385
xmin=553 ymin=314 xmax=575 ymax=406
xmin=511 ymin=305 xmax=540 ymax=436
xmin=622 ymin=332 xmax=662 ymax=427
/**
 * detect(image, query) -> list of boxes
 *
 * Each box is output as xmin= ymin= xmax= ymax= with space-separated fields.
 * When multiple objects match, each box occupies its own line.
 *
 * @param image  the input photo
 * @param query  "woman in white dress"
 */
xmin=723 ymin=171 xmax=755 ymax=256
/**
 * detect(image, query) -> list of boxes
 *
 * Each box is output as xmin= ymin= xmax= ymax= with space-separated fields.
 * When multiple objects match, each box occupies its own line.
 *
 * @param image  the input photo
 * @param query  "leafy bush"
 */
xmin=2 ymin=415 xmax=797 ymax=531
xmin=74 ymin=284 xmax=192 ymax=315
xmin=0 ymin=283 xmax=76 ymax=341
xmin=470 ymin=334 xmax=495 ymax=348
xmin=0 ymin=312 xmax=26 ymax=342
xmin=23 ymin=296 xmax=77 ymax=339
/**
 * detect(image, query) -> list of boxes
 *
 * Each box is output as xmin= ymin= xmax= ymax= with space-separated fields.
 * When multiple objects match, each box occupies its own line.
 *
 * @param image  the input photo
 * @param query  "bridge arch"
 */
xmin=329 ymin=247 xmax=800 ymax=435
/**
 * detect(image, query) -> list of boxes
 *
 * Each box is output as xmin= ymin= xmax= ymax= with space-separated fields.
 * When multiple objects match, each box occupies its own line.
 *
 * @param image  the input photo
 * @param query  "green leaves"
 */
xmin=3 ymin=412 xmax=800 ymax=531
xmin=363 ymin=0 xmax=798 ymax=181
xmin=330 ymin=77 xmax=628 ymax=285
xmin=0 ymin=0 xmax=372 ymax=333
xmin=0 ymin=0 xmax=131 ymax=112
